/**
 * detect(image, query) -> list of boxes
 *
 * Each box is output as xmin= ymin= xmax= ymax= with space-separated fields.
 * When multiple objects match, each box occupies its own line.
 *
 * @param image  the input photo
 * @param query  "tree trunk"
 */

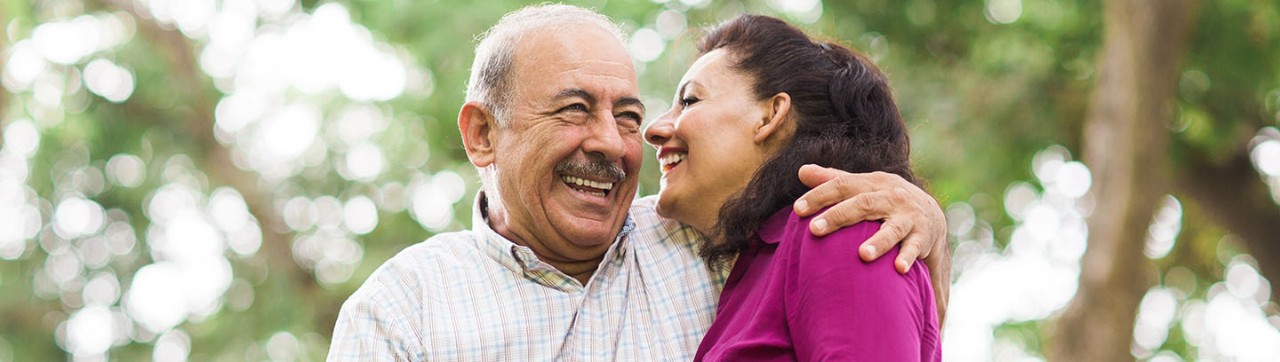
xmin=1176 ymin=150 xmax=1280 ymax=302
xmin=1048 ymin=0 xmax=1201 ymax=360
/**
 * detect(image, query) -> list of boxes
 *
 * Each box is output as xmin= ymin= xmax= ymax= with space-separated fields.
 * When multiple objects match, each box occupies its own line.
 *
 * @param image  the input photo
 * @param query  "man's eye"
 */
xmin=617 ymin=112 xmax=643 ymax=126
xmin=559 ymin=104 xmax=588 ymax=113
xmin=680 ymin=97 xmax=700 ymax=107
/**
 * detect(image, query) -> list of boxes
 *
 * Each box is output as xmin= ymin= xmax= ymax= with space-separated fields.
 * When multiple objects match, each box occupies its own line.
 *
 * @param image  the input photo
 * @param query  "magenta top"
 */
xmin=693 ymin=207 xmax=941 ymax=361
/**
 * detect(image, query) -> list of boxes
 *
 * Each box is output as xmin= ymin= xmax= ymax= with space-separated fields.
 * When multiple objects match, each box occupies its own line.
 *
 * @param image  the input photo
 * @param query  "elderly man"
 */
xmin=328 ymin=4 xmax=948 ymax=361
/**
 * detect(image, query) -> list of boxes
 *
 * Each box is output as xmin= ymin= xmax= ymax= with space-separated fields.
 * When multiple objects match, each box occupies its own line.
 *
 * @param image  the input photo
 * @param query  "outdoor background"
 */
xmin=1 ymin=0 xmax=1278 ymax=360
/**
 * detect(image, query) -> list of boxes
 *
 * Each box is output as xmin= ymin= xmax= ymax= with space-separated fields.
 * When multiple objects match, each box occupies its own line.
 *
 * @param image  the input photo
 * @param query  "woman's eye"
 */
xmin=680 ymin=97 xmax=700 ymax=107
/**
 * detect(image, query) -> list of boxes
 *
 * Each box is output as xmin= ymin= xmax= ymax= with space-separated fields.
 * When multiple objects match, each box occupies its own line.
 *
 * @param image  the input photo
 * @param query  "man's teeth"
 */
xmin=659 ymin=152 xmax=686 ymax=168
xmin=561 ymin=175 xmax=614 ymax=191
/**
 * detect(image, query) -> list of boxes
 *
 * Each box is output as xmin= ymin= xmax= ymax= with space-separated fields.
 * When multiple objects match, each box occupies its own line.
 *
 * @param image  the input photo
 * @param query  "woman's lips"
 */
xmin=658 ymin=149 xmax=687 ymax=173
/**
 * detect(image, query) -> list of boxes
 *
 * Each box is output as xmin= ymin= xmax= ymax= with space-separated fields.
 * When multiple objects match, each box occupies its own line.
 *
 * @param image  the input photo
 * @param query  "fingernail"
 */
xmin=863 ymin=245 xmax=877 ymax=257
xmin=795 ymin=200 xmax=809 ymax=213
xmin=812 ymin=218 xmax=827 ymax=233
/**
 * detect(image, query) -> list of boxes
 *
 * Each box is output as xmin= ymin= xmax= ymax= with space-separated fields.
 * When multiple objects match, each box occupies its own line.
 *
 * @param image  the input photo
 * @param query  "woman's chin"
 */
xmin=654 ymin=191 xmax=695 ymax=227
xmin=654 ymin=192 xmax=677 ymax=219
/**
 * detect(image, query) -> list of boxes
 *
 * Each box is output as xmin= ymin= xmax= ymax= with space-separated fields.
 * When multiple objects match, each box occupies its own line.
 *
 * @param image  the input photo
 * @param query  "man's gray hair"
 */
xmin=465 ymin=4 xmax=628 ymax=126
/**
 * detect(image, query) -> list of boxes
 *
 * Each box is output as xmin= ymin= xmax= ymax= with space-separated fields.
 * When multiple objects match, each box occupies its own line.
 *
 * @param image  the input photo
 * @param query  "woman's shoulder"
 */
xmin=770 ymin=207 xmax=934 ymax=298
xmin=761 ymin=206 xmax=882 ymax=249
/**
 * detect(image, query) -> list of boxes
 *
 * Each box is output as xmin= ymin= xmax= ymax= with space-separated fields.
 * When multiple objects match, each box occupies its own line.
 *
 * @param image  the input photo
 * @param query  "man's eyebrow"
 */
xmin=553 ymin=88 xmax=595 ymax=104
xmin=554 ymin=88 xmax=645 ymax=114
xmin=617 ymin=97 xmax=645 ymax=114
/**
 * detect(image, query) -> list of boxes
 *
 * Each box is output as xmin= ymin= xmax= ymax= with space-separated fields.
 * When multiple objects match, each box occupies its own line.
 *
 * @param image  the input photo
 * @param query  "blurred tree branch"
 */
xmin=1050 ymin=0 xmax=1202 ymax=360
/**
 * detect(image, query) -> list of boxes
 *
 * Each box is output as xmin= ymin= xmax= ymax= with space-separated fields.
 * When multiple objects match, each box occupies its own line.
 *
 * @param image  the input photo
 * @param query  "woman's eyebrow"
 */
xmin=676 ymin=81 xmax=703 ymax=98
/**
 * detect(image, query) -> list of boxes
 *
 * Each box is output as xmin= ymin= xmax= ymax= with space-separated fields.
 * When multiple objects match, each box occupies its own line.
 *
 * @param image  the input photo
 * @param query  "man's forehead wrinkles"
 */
xmin=552 ymin=68 xmax=635 ymax=84
xmin=547 ymin=56 xmax=634 ymax=74
xmin=574 ymin=58 xmax=634 ymax=69
xmin=527 ymin=56 xmax=640 ymax=111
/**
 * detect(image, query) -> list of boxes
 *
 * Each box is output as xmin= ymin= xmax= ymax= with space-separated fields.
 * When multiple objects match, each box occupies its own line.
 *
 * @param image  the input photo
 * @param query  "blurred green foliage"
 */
xmin=0 ymin=0 xmax=1277 ymax=360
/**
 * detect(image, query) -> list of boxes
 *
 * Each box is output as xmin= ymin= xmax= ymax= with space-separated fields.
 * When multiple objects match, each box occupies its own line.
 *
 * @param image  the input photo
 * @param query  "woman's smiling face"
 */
xmin=643 ymin=49 xmax=779 ymax=235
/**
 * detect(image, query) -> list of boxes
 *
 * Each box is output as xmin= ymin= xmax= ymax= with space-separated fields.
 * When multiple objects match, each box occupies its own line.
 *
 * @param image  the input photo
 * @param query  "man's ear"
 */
xmin=753 ymin=92 xmax=792 ymax=144
xmin=459 ymin=101 xmax=498 ymax=167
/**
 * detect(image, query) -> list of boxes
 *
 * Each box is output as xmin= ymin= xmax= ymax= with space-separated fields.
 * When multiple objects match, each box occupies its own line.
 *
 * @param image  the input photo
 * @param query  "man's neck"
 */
xmin=482 ymin=197 xmax=608 ymax=285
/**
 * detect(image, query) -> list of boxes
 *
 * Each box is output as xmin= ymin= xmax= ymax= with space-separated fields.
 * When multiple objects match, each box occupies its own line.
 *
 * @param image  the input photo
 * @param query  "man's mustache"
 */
xmin=555 ymin=156 xmax=626 ymax=182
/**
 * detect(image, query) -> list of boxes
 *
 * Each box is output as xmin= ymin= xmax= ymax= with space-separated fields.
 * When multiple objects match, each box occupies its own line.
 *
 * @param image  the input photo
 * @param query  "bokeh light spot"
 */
xmin=343 ymin=196 xmax=378 ymax=235
xmin=629 ymin=28 xmax=665 ymax=63
xmin=82 ymin=59 xmax=135 ymax=103
xmin=985 ymin=0 xmax=1023 ymax=24
xmin=54 ymin=197 xmax=106 ymax=239
xmin=64 ymin=305 xmax=114 ymax=356
xmin=105 ymin=154 xmax=146 ymax=187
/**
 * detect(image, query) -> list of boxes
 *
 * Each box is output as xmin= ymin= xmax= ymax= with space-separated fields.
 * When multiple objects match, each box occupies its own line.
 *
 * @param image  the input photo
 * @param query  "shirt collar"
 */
xmin=470 ymin=191 xmax=637 ymax=273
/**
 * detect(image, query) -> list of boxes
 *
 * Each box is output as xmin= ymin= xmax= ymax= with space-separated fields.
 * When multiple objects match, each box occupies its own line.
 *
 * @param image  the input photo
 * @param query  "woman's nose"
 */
xmin=644 ymin=112 xmax=674 ymax=146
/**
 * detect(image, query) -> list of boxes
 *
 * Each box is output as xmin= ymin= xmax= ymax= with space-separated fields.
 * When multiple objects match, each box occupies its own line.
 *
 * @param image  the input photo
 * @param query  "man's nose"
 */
xmin=583 ymin=116 xmax=626 ymax=161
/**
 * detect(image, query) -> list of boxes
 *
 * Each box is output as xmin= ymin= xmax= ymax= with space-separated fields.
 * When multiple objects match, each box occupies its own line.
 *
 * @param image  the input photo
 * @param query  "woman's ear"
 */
xmin=753 ymin=92 xmax=792 ymax=144
xmin=459 ymin=101 xmax=498 ymax=167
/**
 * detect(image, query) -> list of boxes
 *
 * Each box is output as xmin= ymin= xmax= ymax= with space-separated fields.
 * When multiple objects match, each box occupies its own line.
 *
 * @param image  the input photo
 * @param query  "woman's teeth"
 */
xmin=659 ymin=152 xmax=686 ymax=171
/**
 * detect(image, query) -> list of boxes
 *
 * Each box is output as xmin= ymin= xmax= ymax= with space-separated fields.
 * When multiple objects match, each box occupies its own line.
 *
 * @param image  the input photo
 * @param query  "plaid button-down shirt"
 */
xmin=327 ymin=195 xmax=728 ymax=361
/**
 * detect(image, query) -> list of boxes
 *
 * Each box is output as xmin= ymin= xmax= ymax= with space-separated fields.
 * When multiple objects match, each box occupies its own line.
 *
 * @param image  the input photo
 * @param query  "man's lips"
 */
xmin=560 ymin=174 xmax=616 ymax=198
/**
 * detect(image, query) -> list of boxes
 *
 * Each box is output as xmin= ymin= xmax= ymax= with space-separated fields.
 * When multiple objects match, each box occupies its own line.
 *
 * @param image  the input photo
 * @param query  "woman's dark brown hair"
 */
xmin=700 ymin=14 xmax=917 ymax=266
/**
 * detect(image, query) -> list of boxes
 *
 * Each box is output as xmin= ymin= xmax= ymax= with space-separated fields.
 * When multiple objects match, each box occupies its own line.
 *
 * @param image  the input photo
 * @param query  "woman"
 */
xmin=643 ymin=15 xmax=941 ymax=361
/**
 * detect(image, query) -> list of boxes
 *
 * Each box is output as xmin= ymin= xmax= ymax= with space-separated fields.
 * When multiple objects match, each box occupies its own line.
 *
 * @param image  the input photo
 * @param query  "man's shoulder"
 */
xmin=388 ymin=230 xmax=482 ymax=268
xmin=330 ymin=233 xmax=480 ymax=361
xmin=627 ymin=195 xmax=685 ymax=238
xmin=629 ymin=195 xmax=691 ymax=232
xmin=625 ymin=195 xmax=708 ymax=257
xmin=348 ymin=231 xmax=481 ymax=299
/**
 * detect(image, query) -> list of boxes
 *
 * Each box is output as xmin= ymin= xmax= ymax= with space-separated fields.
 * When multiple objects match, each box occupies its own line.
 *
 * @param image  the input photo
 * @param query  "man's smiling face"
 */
xmin=484 ymin=24 xmax=644 ymax=261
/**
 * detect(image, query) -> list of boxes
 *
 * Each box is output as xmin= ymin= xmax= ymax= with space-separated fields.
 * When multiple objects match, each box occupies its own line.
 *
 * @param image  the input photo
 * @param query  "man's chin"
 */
xmin=548 ymin=187 xmax=634 ymax=245
xmin=553 ymin=216 xmax=624 ymax=247
xmin=563 ymin=229 xmax=621 ymax=252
